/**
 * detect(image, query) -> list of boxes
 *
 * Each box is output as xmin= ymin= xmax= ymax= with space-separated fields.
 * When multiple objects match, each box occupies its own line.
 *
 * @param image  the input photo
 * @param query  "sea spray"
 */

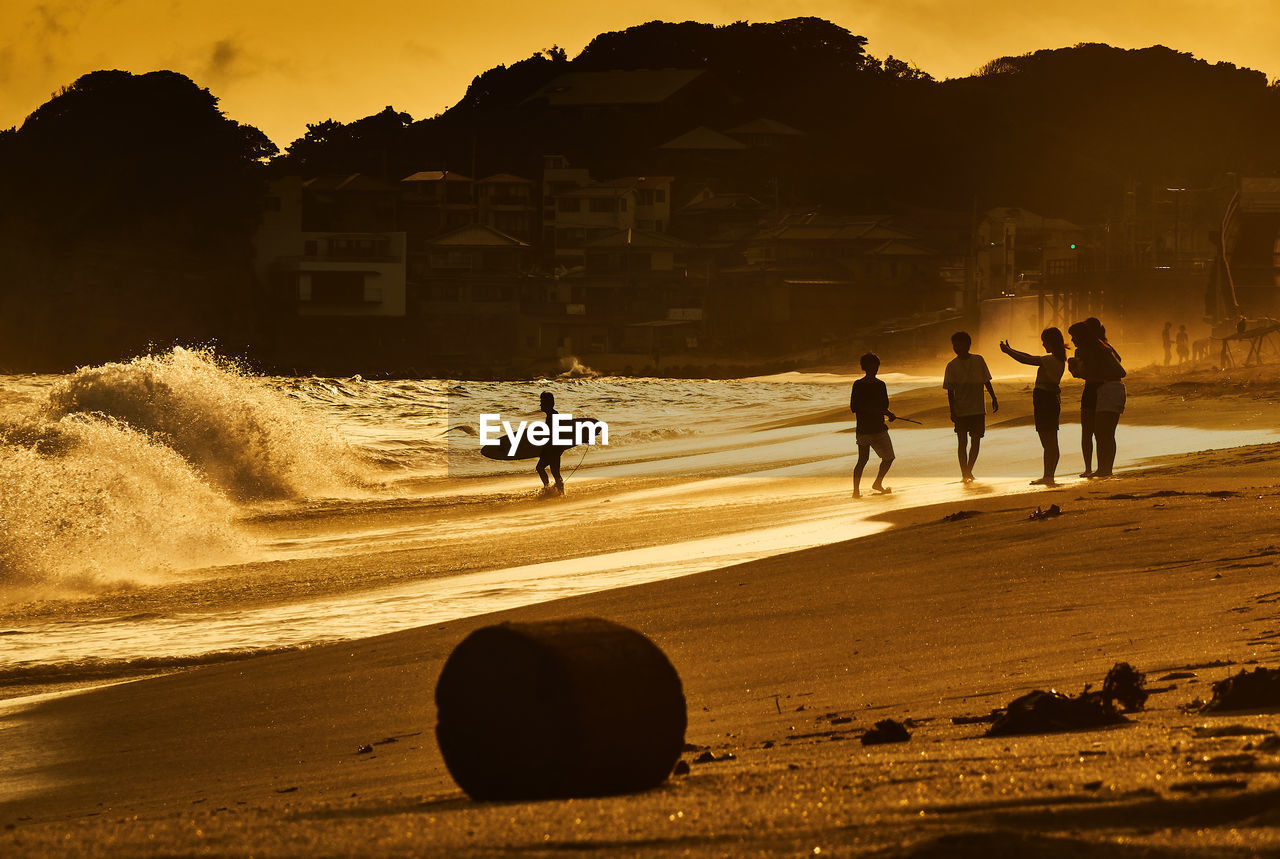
xmin=46 ymin=348 xmax=369 ymax=500
xmin=557 ymin=356 xmax=601 ymax=379
xmin=0 ymin=415 xmax=243 ymax=592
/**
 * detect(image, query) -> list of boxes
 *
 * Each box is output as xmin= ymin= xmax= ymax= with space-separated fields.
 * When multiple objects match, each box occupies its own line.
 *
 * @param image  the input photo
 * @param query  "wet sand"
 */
xmin=5 ymin=366 xmax=1280 ymax=855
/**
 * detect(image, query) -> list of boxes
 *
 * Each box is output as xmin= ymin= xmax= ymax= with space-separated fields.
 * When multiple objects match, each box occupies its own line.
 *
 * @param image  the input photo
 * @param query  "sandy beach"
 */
xmin=3 ymin=364 xmax=1280 ymax=855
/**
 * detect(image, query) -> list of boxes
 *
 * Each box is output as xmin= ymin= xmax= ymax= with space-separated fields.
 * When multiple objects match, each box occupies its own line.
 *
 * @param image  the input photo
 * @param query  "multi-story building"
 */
xmin=401 ymin=171 xmax=477 ymax=244
xmin=713 ymin=212 xmax=945 ymax=348
xmin=595 ymin=176 xmax=674 ymax=233
xmin=540 ymin=155 xmax=592 ymax=250
xmin=975 ymin=207 xmax=1092 ymax=301
xmin=551 ymin=185 xmax=638 ymax=263
xmin=257 ymin=175 xmax=407 ymax=317
xmin=476 ymin=174 xmax=537 ymax=243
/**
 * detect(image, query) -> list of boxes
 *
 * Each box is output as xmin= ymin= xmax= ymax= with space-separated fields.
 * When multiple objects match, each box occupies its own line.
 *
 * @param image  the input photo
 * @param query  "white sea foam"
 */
xmin=45 ymin=348 xmax=369 ymax=500
xmin=0 ymin=414 xmax=243 ymax=592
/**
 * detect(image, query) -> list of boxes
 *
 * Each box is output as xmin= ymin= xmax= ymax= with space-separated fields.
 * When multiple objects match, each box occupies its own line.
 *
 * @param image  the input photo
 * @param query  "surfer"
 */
xmin=536 ymin=391 xmax=566 ymax=496
xmin=849 ymin=352 xmax=897 ymax=498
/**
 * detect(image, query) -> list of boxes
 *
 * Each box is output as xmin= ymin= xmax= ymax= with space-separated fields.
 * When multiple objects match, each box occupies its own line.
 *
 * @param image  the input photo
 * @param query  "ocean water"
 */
xmin=0 ymin=348 xmax=1273 ymax=698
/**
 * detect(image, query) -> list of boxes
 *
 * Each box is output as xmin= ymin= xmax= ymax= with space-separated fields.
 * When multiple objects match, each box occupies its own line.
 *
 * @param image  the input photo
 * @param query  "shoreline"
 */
xmin=5 ymin=440 xmax=1280 ymax=853
xmin=3 ymin=360 xmax=1279 ymax=703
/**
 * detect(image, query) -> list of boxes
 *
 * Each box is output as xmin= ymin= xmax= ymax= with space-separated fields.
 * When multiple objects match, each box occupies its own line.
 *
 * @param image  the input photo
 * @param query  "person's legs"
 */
xmin=536 ymin=458 xmax=550 ymax=487
xmin=966 ymin=435 xmax=981 ymax=479
xmin=956 ymin=433 xmax=970 ymax=480
xmin=853 ymin=444 xmax=870 ymax=497
xmin=1031 ymin=391 xmax=1059 ymax=485
xmin=1094 ymin=411 xmax=1120 ymax=476
xmin=549 ymin=450 xmax=564 ymax=493
xmin=871 ymin=434 xmax=894 ymax=492
xmin=1080 ymin=408 xmax=1095 ymax=476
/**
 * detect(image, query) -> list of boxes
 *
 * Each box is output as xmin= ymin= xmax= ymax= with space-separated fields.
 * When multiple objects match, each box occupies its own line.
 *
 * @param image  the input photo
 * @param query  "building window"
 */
xmin=558 ymin=198 xmax=581 ymax=212
xmin=589 ymin=198 xmax=614 ymax=213
xmin=309 ymin=271 xmax=367 ymax=304
xmin=303 ymin=240 xmax=318 ymax=257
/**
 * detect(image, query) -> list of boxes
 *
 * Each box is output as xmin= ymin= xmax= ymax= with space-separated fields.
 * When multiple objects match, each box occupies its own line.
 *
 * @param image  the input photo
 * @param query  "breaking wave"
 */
xmin=0 ymin=415 xmax=244 ymax=591
xmin=46 ymin=348 xmax=369 ymax=500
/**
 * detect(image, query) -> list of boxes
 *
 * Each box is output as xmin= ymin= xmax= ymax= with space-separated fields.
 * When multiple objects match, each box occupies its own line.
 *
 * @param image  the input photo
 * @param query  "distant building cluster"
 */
xmin=253 ymin=67 xmax=1233 ymax=374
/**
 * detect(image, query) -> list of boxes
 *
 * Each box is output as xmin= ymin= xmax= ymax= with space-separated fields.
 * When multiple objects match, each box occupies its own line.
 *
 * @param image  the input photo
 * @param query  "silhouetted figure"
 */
xmin=1068 ymin=318 xmax=1126 ymax=478
xmin=849 ymin=352 xmax=897 ymax=498
xmin=1000 ymin=327 xmax=1066 ymax=485
xmin=1238 ymin=315 xmax=1248 ymax=336
xmin=536 ymin=391 xmax=565 ymax=496
xmin=944 ymin=331 xmax=997 ymax=483
xmin=1161 ymin=322 xmax=1173 ymax=366
xmin=1175 ymin=325 xmax=1190 ymax=364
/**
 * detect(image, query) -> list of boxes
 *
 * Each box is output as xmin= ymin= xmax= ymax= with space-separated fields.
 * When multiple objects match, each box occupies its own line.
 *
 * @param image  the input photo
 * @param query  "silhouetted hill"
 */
xmin=929 ymin=44 xmax=1280 ymax=217
xmin=0 ymin=71 xmax=276 ymax=370
xmin=276 ymin=23 xmax=1279 ymax=223
xmin=277 ymin=18 xmax=931 ymax=186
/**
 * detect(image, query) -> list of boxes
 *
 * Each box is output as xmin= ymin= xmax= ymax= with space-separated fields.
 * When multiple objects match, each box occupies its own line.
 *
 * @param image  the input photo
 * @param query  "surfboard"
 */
xmin=479 ymin=417 xmax=605 ymax=461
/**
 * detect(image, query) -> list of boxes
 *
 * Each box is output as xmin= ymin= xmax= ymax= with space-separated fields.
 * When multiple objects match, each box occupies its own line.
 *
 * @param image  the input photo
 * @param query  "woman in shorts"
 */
xmin=1067 ymin=317 xmax=1126 ymax=478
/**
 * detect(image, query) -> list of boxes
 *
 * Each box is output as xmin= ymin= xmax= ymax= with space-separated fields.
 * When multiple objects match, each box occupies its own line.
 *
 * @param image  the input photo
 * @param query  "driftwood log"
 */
xmin=435 ymin=617 xmax=686 ymax=800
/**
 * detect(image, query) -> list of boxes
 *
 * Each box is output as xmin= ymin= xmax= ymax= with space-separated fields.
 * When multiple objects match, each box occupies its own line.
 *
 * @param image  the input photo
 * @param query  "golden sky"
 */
xmin=1 ymin=0 xmax=1275 ymax=149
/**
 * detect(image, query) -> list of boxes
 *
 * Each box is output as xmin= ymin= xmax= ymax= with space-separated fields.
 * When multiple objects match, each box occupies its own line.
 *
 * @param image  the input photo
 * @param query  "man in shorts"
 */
xmin=849 ymin=352 xmax=897 ymax=498
xmin=943 ymin=331 xmax=998 ymax=483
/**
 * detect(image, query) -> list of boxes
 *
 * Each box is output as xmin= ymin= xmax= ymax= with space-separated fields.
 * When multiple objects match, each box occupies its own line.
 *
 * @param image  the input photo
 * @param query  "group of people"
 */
xmin=849 ymin=318 xmax=1126 ymax=497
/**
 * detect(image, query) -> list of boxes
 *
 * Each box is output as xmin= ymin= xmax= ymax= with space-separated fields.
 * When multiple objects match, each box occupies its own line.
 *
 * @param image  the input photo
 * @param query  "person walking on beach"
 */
xmin=944 ymin=331 xmax=997 ymax=483
xmin=1000 ymin=328 xmax=1067 ymax=485
xmin=1161 ymin=322 xmax=1173 ymax=366
xmin=536 ymin=391 xmax=566 ymax=496
xmin=849 ymin=352 xmax=897 ymax=498
xmin=1176 ymin=325 xmax=1190 ymax=365
xmin=1068 ymin=317 xmax=1126 ymax=478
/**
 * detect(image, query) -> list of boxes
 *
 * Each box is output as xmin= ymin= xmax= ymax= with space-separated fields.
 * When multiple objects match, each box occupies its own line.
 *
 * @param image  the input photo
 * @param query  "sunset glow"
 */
xmin=2 ymin=0 xmax=1276 ymax=146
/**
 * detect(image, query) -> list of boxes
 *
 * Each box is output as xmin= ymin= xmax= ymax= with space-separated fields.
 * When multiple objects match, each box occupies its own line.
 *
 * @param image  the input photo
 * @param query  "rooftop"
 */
xmin=402 ymin=171 xmax=474 ymax=184
xmin=428 ymin=224 xmax=529 ymax=247
xmin=658 ymin=126 xmax=747 ymax=151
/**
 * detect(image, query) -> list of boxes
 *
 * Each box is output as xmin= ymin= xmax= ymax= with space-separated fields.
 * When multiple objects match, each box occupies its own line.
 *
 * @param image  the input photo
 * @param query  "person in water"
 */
xmin=1000 ymin=328 xmax=1067 ymax=486
xmin=849 ymin=352 xmax=897 ymax=498
xmin=536 ymin=391 xmax=566 ymax=496
xmin=943 ymin=330 xmax=997 ymax=483
xmin=1067 ymin=317 xmax=1125 ymax=478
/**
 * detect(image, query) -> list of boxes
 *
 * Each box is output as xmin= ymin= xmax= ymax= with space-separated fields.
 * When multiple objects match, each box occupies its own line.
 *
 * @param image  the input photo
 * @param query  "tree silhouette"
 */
xmin=0 ymin=70 xmax=277 ymax=369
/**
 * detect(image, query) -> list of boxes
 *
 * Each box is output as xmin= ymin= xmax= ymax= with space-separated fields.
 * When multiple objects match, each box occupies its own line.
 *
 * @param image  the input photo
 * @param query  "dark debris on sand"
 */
xmin=1202 ymin=666 xmax=1280 ymax=712
xmin=861 ymin=718 xmax=911 ymax=746
xmin=986 ymin=689 xmax=1129 ymax=737
xmin=1102 ymin=662 xmax=1149 ymax=712
xmin=982 ymin=663 xmax=1147 ymax=736
xmin=942 ymin=510 xmax=980 ymax=523
xmin=1027 ymin=504 xmax=1063 ymax=521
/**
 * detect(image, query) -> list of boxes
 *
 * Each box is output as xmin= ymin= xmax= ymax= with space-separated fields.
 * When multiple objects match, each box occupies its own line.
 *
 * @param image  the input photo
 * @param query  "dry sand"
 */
xmin=5 ymin=364 xmax=1280 ymax=856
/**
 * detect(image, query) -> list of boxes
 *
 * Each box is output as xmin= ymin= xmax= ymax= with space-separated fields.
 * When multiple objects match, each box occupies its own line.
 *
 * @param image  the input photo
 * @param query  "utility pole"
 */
xmin=1166 ymin=186 xmax=1186 ymax=268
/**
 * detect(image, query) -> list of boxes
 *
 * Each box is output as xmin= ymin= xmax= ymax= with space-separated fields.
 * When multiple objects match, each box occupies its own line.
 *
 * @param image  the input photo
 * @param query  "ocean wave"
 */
xmin=46 ymin=348 xmax=369 ymax=500
xmin=0 ymin=414 xmax=244 ymax=591
xmin=0 ymin=645 xmax=308 ymax=690
xmin=609 ymin=427 xmax=697 ymax=446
